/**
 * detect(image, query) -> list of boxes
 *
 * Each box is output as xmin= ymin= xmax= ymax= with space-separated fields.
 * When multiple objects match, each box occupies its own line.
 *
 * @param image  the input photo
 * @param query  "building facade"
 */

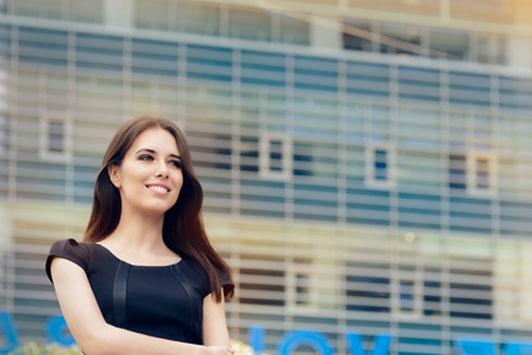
xmin=1 ymin=0 xmax=532 ymax=354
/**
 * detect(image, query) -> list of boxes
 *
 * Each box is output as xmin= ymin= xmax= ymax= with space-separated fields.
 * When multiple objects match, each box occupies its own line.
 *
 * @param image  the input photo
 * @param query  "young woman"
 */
xmin=45 ymin=117 xmax=235 ymax=355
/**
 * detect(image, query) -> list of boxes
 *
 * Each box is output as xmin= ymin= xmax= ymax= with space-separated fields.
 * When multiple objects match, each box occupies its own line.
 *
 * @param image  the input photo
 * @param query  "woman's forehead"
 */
xmin=130 ymin=128 xmax=180 ymax=154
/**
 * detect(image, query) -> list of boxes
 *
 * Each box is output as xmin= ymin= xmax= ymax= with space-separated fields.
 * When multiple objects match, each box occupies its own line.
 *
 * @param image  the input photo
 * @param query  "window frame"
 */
xmin=287 ymin=257 xmax=315 ymax=309
xmin=466 ymin=151 xmax=497 ymax=196
xmin=39 ymin=114 xmax=72 ymax=162
xmin=259 ymin=132 xmax=292 ymax=181
xmin=0 ymin=68 xmax=7 ymax=156
xmin=391 ymin=269 xmax=423 ymax=319
xmin=365 ymin=143 xmax=396 ymax=189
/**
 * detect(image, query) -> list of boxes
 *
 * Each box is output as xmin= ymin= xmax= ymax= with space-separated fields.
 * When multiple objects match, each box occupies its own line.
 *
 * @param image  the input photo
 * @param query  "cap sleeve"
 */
xmin=45 ymin=238 xmax=89 ymax=284
xmin=214 ymin=265 xmax=234 ymax=299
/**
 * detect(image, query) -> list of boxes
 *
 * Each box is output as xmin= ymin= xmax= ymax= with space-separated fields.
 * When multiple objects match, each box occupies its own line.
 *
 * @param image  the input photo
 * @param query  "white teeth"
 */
xmin=148 ymin=185 xmax=168 ymax=193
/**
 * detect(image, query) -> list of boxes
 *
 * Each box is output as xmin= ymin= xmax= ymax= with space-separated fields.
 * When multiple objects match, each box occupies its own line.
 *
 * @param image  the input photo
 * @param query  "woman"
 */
xmin=45 ymin=117 xmax=235 ymax=355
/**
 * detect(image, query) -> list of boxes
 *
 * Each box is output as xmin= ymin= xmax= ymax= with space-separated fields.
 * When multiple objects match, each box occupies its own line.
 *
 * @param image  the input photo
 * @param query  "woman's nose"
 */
xmin=156 ymin=161 xmax=169 ymax=178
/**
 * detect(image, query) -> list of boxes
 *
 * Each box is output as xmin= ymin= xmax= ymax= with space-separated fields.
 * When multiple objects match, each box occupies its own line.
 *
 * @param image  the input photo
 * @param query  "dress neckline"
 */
xmin=91 ymin=242 xmax=184 ymax=268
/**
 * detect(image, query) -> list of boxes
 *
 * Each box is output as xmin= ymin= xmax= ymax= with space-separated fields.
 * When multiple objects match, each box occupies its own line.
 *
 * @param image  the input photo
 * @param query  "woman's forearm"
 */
xmin=85 ymin=323 xmax=205 ymax=355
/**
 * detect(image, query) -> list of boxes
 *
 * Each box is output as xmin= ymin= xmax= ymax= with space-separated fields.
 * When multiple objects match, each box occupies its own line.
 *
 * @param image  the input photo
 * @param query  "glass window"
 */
xmin=469 ymin=153 xmax=497 ymax=195
xmin=295 ymin=273 xmax=310 ymax=305
xmin=374 ymin=149 xmax=388 ymax=180
xmin=259 ymin=133 xmax=291 ymax=180
xmin=240 ymin=135 xmax=259 ymax=173
xmin=476 ymin=33 xmax=506 ymax=65
xmin=346 ymin=261 xmax=391 ymax=313
xmin=239 ymin=254 xmax=285 ymax=307
xmin=366 ymin=145 xmax=395 ymax=187
xmin=449 ymin=152 xmax=496 ymax=194
xmin=269 ymin=139 xmax=283 ymax=172
xmin=70 ymin=0 xmax=103 ymax=23
xmin=0 ymin=113 xmax=7 ymax=155
xmin=476 ymin=157 xmax=490 ymax=189
xmin=449 ymin=154 xmax=466 ymax=189
xmin=450 ymin=261 xmax=492 ymax=320
xmin=380 ymin=23 xmax=422 ymax=56
xmin=11 ymin=0 xmax=63 ymax=20
xmin=399 ymin=279 xmax=416 ymax=312
xmin=0 ymin=69 xmax=6 ymax=155
xmin=429 ymin=28 xmax=470 ymax=60
xmin=343 ymin=20 xmax=372 ymax=51
xmin=135 ymin=0 xmax=168 ymax=31
xmin=10 ymin=0 xmax=103 ymax=22
xmin=186 ymin=130 xmax=232 ymax=171
xmin=40 ymin=116 xmax=71 ymax=161
xmin=175 ymin=0 xmax=220 ymax=36
xmin=228 ymin=6 xmax=271 ymax=41
xmin=47 ymin=120 xmax=64 ymax=153
xmin=424 ymin=267 xmax=442 ymax=317
xmin=279 ymin=15 xmax=310 ymax=45
xmin=292 ymin=257 xmax=312 ymax=306
xmin=293 ymin=142 xmax=313 ymax=177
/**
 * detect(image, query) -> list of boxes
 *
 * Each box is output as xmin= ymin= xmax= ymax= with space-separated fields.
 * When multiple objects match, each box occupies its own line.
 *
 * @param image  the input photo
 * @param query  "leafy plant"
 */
xmin=230 ymin=339 xmax=257 ymax=355
xmin=8 ymin=342 xmax=82 ymax=355
xmin=10 ymin=340 xmax=260 ymax=355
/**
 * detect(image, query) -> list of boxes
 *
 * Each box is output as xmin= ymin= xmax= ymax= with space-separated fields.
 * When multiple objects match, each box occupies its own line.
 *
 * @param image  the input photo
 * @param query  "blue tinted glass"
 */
xmin=18 ymin=26 xmax=68 ymax=66
xmin=186 ymin=44 xmax=232 ymax=82
xmin=374 ymin=149 xmax=387 ymax=180
xmin=76 ymin=32 xmax=123 ymax=71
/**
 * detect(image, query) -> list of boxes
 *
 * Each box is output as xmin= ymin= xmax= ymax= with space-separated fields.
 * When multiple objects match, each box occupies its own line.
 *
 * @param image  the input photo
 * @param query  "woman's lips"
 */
xmin=145 ymin=184 xmax=170 ymax=195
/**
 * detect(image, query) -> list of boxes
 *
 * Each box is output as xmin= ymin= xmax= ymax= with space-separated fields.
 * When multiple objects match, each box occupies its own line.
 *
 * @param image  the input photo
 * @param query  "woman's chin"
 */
xmin=138 ymin=205 xmax=173 ymax=216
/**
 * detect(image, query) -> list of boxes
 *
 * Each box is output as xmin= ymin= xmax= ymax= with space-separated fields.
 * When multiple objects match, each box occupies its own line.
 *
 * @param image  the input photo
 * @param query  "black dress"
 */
xmin=45 ymin=238 xmax=233 ymax=344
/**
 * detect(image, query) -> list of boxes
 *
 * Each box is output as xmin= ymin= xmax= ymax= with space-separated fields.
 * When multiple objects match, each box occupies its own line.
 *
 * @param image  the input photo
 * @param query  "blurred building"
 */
xmin=1 ymin=0 xmax=532 ymax=354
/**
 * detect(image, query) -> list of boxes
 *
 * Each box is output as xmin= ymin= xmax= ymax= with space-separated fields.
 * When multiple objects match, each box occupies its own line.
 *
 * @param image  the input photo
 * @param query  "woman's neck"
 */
xmin=103 ymin=207 xmax=167 ymax=255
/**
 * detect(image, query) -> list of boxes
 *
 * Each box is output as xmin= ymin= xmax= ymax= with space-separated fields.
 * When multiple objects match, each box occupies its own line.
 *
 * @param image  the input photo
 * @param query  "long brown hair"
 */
xmin=83 ymin=116 xmax=233 ymax=302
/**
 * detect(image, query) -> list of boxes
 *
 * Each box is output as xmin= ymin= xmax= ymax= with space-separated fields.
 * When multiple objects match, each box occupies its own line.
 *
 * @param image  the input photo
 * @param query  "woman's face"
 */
xmin=108 ymin=127 xmax=184 ymax=216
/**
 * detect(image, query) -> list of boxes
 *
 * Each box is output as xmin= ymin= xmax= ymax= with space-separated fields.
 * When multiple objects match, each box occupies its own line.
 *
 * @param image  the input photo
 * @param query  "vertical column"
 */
xmin=489 ymin=74 xmax=500 ymax=239
xmin=507 ymin=0 xmax=532 ymax=69
xmin=310 ymin=15 xmax=341 ymax=51
xmin=337 ymin=59 xmax=347 ymax=225
xmin=0 ymin=24 xmax=7 ymax=158
xmin=285 ymin=54 xmax=294 ymax=221
xmin=489 ymin=73 xmax=502 ymax=349
xmin=122 ymin=37 xmax=132 ymax=122
xmin=7 ymin=26 xmax=17 ymax=202
xmin=336 ymin=59 xmax=348 ymax=355
xmin=506 ymin=37 xmax=532 ymax=69
xmin=388 ymin=65 xmax=399 ymax=230
xmin=105 ymin=0 xmax=134 ymax=29
xmin=388 ymin=65 xmax=400 ymax=343
xmin=0 ymin=205 xmax=12 ymax=310
xmin=65 ymin=31 xmax=76 ymax=205
xmin=231 ymin=48 xmax=241 ymax=217
xmin=5 ymin=25 xmax=17 ymax=316
xmin=176 ymin=42 xmax=187 ymax=131
xmin=439 ymin=69 xmax=451 ymax=355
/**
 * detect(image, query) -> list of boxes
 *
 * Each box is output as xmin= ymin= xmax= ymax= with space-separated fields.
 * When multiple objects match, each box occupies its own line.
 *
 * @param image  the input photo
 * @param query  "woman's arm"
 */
xmin=202 ymin=289 xmax=232 ymax=347
xmin=50 ymin=257 xmax=233 ymax=355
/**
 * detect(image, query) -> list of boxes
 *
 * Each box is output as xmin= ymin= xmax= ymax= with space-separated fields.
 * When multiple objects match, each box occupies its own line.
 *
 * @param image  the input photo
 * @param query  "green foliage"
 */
xmin=8 ymin=342 xmax=82 ymax=355
xmin=9 ymin=340 xmax=260 ymax=355
xmin=231 ymin=339 xmax=256 ymax=355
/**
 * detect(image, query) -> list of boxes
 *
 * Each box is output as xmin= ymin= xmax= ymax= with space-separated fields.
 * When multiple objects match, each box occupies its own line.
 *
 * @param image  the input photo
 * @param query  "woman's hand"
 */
xmin=205 ymin=346 xmax=235 ymax=355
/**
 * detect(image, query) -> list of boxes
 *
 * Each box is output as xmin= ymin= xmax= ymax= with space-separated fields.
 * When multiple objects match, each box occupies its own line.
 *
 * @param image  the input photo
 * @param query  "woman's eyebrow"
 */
xmin=135 ymin=148 xmax=181 ymax=160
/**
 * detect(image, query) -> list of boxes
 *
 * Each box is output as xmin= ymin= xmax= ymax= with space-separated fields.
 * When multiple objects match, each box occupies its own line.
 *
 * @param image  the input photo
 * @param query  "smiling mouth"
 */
xmin=146 ymin=185 xmax=170 ymax=194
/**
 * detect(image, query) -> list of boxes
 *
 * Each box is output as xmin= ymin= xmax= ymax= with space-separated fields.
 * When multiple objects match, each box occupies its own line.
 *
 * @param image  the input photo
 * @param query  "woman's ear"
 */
xmin=107 ymin=164 xmax=121 ymax=188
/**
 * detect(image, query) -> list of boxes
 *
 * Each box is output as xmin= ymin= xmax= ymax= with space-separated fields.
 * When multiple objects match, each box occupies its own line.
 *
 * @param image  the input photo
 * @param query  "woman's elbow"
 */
xmin=78 ymin=325 xmax=122 ymax=355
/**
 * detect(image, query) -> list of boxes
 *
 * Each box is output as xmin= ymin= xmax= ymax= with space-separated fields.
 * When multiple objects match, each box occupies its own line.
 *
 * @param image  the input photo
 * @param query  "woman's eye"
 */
xmin=170 ymin=160 xmax=182 ymax=168
xmin=139 ymin=155 xmax=153 ymax=161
